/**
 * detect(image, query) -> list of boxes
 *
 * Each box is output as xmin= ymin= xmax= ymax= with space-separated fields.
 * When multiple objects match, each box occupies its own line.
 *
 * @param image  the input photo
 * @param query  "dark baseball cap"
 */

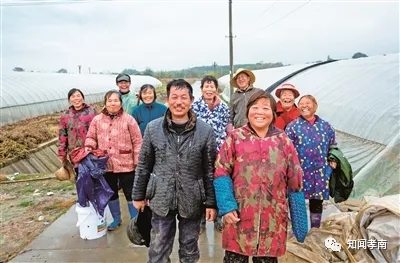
xmin=116 ymin=74 xmax=131 ymax=83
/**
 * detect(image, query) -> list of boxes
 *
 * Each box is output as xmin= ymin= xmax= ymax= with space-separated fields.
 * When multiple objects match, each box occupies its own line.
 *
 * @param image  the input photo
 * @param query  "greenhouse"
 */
xmin=219 ymin=53 xmax=400 ymax=198
xmin=0 ymin=72 xmax=162 ymax=126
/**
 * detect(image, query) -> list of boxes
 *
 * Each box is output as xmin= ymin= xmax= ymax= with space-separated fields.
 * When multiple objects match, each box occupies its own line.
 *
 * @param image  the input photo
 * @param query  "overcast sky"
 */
xmin=2 ymin=0 xmax=399 ymax=73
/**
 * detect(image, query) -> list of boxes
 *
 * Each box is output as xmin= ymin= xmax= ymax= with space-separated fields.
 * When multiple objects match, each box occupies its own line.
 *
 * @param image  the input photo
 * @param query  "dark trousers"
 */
xmin=74 ymin=168 xmax=79 ymax=181
xmin=148 ymin=210 xmax=202 ymax=263
xmin=104 ymin=171 xmax=134 ymax=201
xmin=309 ymin=199 xmax=323 ymax=213
xmin=224 ymin=251 xmax=278 ymax=263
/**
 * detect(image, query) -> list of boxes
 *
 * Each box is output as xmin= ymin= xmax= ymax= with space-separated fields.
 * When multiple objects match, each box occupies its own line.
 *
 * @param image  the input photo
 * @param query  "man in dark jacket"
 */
xmin=133 ymin=79 xmax=217 ymax=263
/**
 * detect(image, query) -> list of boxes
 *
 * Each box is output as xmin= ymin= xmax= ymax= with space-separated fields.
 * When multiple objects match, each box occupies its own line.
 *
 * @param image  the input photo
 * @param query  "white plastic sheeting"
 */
xmin=191 ymin=81 xmax=203 ymax=101
xmin=0 ymin=72 xmax=162 ymax=126
xmin=218 ymin=54 xmax=400 ymax=198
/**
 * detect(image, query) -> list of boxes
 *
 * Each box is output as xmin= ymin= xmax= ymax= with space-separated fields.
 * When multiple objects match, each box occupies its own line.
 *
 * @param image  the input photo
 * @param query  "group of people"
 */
xmin=58 ymin=68 xmax=337 ymax=263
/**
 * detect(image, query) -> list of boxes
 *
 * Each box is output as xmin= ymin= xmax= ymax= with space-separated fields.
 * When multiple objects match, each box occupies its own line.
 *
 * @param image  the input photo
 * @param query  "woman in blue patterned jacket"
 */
xmin=191 ymin=75 xmax=231 ymax=233
xmin=285 ymin=95 xmax=337 ymax=229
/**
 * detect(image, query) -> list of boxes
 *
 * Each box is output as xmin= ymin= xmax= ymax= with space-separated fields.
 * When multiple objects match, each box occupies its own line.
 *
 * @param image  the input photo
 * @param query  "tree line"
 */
xmin=12 ymin=52 xmax=369 ymax=75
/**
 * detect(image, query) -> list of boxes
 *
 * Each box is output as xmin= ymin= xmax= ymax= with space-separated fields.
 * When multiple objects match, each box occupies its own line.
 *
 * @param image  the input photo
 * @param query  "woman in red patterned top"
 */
xmin=274 ymin=83 xmax=301 ymax=130
xmin=214 ymin=90 xmax=303 ymax=262
xmin=58 ymin=88 xmax=97 ymax=176
xmin=85 ymin=90 xmax=142 ymax=231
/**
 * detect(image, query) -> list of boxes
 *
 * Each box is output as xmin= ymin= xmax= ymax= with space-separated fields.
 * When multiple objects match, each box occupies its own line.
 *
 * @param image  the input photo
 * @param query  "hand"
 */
xmin=224 ymin=211 xmax=240 ymax=224
xmin=133 ymin=200 xmax=146 ymax=212
xmin=205 ymin=208 xmax=217 ymax=221
xmin=329 ymin=161 xmax=337 ymax=169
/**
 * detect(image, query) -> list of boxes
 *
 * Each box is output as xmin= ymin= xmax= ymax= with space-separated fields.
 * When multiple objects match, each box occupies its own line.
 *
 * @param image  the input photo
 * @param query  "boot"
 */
xmin=108 ymin=199 xmax=122 ymax=231
xmin=310 ymin=212 xmax=322 ymax=228
xmin=127 ymin=202 xmax=138 ymax=219
xmin=214 ymin=216 xmax=223 ymax=232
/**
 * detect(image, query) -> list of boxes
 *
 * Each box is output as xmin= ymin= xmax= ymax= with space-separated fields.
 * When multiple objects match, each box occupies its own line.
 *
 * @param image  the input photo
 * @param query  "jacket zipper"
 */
xmin=256 ymin=140 xmax=262 ymax=255
xmin=256 ymin=186 xmax=262 ymax=254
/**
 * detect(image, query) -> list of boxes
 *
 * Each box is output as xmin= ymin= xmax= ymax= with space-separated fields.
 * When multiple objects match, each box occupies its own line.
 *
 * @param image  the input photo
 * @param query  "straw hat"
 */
xmin=55 ymin=162 xmax=75 ymax=181
xmin=230 ymin=68 xmax=256 ymax=88
xmin=275 ymin=83 xmax=300 ymax=98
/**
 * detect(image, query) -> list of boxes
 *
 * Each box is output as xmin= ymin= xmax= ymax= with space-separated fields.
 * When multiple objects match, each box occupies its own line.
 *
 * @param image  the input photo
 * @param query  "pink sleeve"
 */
xmin=128 ymin=116 xmax=143 ymax=166
xmin=84 ymin=116 xmax=98 ymax=149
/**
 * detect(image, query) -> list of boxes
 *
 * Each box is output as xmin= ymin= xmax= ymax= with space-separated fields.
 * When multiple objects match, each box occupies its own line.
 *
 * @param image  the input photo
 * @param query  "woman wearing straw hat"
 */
xmin=274 ymin=83 xmax=301 ymax=130
xmin=228 ymin=68 xmax=263 ymax=131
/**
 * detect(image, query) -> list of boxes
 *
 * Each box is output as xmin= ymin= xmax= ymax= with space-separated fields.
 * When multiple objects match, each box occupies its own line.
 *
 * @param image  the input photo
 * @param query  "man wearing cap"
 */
xmin=228 ymin=68 xmax=263 ymax=131
xmin=274 ymin=83 xmax=301 ymax=130
xmin=115 ymin=73 xmax=139 ymax=114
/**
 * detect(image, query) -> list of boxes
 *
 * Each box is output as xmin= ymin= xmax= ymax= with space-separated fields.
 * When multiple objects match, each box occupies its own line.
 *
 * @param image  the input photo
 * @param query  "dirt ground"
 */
xmin=0 ymin=103 xmax=104 ymax=168
xmin=0 ymin=174 xmax=77 ymax=262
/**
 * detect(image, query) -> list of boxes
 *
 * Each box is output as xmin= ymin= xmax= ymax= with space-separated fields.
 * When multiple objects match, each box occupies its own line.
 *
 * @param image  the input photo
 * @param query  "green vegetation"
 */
xmin=120 ymin=61 xmax=285 ymax=79
xmin=19 ymin=200 xmax=35 ymax=207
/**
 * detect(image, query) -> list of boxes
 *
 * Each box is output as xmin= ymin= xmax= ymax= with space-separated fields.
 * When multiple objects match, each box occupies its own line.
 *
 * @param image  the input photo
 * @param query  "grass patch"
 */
xmin=19 ymin=200 xmax=35 ymax=207
xmin=13 ymin=173 xmax=46 ymax=181
xmin=49 ymin=181 xmax=74 ymax=191
xmin=21 ymin=186 xmax=35 ymax=194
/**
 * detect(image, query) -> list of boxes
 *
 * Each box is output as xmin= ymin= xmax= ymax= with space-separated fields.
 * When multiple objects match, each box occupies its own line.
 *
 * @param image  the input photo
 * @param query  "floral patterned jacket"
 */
xmin=58 ymin=104 xmax=97 ymax=162
xmin=191 ymin=96 xmax=230 ymax=152
xmin=214 ymin=124 xmax=303 ymax=257
xmin=85 ymin=109 xmax=142 ymax=173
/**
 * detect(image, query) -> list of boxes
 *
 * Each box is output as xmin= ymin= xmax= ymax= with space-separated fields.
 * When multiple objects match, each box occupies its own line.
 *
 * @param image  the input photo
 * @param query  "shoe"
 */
xmin=108 ymin=199 xmax=122 ymax=231
xmin=310 ymin=212 xmax=322 ymax=228
xmin=128 ymin=202 xmax=138 ymax=219
xmin=215 ymin=222 xmax=223 ymax=232
xmin=214 ymin=216 xmax=223 ymax=232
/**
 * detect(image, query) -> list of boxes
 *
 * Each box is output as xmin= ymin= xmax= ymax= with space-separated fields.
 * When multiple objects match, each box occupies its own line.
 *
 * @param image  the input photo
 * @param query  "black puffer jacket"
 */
xmin=132 ymin=109 xmax=217 ymax=218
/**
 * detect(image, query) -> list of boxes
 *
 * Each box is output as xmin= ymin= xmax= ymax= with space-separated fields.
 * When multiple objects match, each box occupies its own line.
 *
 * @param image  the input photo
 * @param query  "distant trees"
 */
xmin=142 ymin=67 xmax=154 ymax=77
xmin=119 ymin=61 xmax=285 ymax=79
xmin=57 ymin=68 xmax=68 ymax=73
xmin=352 ymin=52 xmax=368 ymax=59
xmin=121 ymin=68 xmax=140 ymax=75
xmin=13 ymin=67 xmax=24 ymax=72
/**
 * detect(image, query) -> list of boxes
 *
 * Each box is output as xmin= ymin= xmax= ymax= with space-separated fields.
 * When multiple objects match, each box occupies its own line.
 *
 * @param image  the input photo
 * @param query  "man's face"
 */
xmin=235 ymin=72 xmax=250 ymax=90
xmin=117 ymin=80 xmax=130 ymax=93
xmin=167 ymin=86 xmax=194 ymax=120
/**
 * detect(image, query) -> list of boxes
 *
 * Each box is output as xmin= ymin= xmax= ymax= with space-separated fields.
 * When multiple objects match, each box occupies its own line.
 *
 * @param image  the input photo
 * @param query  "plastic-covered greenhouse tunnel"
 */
xmin=219 ymin=53 xmax=400 ymax=199
xmin=0 ymin=72 xmax=162 ymax=126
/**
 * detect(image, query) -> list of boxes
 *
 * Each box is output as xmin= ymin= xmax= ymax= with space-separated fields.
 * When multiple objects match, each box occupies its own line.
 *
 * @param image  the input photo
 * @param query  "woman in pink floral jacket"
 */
xmin=85 ymin=90 xmax=142 ymax=231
